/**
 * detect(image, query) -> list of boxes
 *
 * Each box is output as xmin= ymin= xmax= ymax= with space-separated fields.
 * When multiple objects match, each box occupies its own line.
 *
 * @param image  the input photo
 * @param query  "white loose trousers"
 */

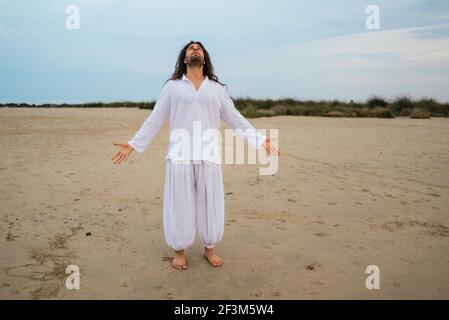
xmin=163 ymin=159 xmax=225 ymax=251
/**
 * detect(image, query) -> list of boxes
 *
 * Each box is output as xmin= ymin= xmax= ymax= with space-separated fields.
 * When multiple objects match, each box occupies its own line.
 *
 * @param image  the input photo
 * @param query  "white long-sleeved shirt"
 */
xmin=128 ymin=74 xmax=266 ymax=164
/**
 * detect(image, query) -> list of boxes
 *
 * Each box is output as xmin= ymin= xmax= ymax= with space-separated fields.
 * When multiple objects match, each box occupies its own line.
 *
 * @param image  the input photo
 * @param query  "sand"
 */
xmin=0 ymin=107 xmax=448 ymax=299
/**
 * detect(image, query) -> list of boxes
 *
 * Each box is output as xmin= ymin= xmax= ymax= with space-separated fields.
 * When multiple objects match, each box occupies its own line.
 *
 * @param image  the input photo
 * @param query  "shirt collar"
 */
xmin=182 ymin=73 xmax=209 ymax=84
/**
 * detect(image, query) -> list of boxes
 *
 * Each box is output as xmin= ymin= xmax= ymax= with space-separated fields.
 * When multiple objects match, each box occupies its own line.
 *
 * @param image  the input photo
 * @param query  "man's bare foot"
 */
xmin=203 ymin=247 xmax=223 ymax=267
xmin=172 ymin=250 xmax=187 ymax=270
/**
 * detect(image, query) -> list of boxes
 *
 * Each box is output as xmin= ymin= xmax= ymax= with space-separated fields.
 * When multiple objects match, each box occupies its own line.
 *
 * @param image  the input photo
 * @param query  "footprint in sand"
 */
xmin=428 ymin=193 xmax=440 ymax=197
xmin=306 ymin=262 xmax=322 ymax=270
xmin=6 ymin=231 xmax=19 ymax=241
xmin=384 ymin=193 xmax=399 ymax=198
xmin=381 ymin=219 xmax=449 ymax=237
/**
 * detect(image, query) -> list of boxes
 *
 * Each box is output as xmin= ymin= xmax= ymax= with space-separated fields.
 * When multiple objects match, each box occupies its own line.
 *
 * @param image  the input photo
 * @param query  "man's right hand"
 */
xmin=111 ymin=142 xmax=134 ymax=164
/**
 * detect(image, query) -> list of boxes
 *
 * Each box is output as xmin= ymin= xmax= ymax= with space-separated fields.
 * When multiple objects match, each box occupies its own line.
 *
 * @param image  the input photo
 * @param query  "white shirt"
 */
xmin=128 ymin=74 xmax=267 ymax=164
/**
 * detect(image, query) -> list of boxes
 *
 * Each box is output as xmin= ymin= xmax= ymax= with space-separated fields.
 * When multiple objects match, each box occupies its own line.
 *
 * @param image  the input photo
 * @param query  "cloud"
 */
xmin=410 ymin=23 xmax=449 ymax=39
xmin=219 ymin=23 xmax=449 ymax=101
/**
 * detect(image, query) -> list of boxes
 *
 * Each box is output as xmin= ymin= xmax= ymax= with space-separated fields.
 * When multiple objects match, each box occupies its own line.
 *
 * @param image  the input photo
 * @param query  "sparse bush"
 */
xmin=367 ymin=96 xmax=388 ymax=109
xmin=301 ymin=105 xmax=320 ymax=116
xmin=3 ymin=95 xmax=447 ymax=118
xmin=391 ymin=96 xmax=414 ymax=115
xmin=323 ymin=111 xmax=344 ymax=117
xmin=410 ymin=108 xmax=431 ymax=119
xmin=353 ymin=107 xmax=370 ymax=117
xmin=285 ymin=105 xmax=304 ymax=115
xmin=258 ymin=109 xmax=277 ymax=117
xmin=416 ymin=97 xmax=447 ymax=117
xmin=372 ymin=107 xmax=394 ymax=118
xmin=398 ymin=108 xmax=411 ymax=117
xmin=241 ymin=105 xmax=268 ymax=118
xmin=271 ymin=104 xmax=288 ymax=115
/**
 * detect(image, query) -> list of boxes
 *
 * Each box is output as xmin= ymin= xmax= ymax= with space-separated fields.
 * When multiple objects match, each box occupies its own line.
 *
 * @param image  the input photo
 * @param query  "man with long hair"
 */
xmin=112 ymin=41 xmax=279 ymax=270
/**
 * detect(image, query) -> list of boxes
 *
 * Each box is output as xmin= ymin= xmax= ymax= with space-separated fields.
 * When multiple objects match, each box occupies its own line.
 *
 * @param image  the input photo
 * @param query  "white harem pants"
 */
xmin=163 ymin=159 xmax=225 ymax=251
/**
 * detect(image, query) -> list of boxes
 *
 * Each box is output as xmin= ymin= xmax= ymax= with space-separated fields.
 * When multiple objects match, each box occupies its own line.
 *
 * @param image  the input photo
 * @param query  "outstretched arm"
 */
xmin=219 ymin=85 xmax=267 ymax=150
xmin=127 ymin=82 xmax=171 ymax=154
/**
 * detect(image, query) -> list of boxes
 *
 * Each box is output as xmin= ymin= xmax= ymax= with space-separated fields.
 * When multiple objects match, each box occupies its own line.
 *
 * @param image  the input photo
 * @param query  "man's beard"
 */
xmin=187 ymin=55 xmax=204 ymax=67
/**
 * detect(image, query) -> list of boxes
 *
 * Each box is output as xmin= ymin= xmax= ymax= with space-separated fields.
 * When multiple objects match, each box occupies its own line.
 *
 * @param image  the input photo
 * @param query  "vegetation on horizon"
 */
xmin=1 ymin=95 xmax=447 ymax=119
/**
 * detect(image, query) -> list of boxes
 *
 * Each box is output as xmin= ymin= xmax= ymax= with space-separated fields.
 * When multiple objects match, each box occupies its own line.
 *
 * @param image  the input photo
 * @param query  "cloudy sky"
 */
xmin=1 ymin=0 xmax=448 ymax=103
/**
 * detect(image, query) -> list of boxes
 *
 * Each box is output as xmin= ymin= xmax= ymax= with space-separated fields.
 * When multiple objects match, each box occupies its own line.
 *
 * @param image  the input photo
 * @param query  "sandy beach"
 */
xmin=0 ymin=107 xmax=448 ymax=299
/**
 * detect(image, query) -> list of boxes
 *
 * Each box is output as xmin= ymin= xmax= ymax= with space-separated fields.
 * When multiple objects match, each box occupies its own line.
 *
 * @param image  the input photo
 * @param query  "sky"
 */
xmin=1 ymin=0 xmax=449 ymax=104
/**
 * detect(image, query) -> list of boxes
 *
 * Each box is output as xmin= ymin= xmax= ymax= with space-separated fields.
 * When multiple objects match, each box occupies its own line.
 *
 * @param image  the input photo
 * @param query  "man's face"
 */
xmin=184 ymin=43 xmax=205 ymax=67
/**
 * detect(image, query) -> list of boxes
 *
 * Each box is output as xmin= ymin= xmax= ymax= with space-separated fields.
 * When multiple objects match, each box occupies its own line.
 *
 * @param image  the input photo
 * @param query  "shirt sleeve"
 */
xmin=219 ymin=85 xmax=266 ymax=149
xmin=127 ymin=82 xmax=171 ymax=154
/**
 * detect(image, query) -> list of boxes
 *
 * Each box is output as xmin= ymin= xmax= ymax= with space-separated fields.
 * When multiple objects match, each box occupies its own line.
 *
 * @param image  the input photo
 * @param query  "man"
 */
xmin=111 ymin=41 xmax=279 ymax=270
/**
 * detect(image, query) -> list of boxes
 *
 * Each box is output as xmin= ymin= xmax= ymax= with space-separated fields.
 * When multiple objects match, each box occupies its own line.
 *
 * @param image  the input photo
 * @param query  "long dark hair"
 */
xmin=164 ymin=41 xmax=227 ymax=89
